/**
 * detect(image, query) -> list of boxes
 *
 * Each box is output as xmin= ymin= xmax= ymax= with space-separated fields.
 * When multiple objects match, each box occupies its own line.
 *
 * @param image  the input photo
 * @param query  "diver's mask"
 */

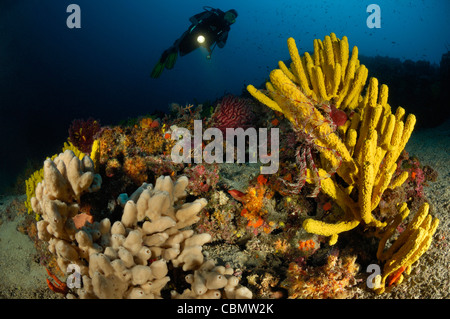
xmin=224 ymin=10 xmax=237 ymax=24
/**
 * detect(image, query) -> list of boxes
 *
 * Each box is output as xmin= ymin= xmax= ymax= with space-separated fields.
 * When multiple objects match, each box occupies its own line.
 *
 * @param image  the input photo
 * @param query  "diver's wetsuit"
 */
xmin=160 ymin=8 xmax=230 ymax=61
xmin=178 ymin=8 xmax=231 ymax=55
xmin=151 ymin=7 xmax=235 ymax=78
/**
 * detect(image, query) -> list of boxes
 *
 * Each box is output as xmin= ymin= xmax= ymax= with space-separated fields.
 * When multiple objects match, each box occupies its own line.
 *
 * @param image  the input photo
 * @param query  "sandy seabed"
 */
xmin=0 ymin=119 xmax=449 ymax=300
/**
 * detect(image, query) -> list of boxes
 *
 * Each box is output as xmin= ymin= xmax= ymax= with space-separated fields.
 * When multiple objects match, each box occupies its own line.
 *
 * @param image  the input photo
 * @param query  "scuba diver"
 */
xmin=151 ymin=6 xmax=238 ymax=78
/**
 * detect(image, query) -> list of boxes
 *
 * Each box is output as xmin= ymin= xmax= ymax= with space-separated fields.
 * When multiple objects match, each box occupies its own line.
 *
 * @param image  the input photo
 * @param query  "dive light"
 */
xmin=197 ymin=35 xmax=206 ymax=44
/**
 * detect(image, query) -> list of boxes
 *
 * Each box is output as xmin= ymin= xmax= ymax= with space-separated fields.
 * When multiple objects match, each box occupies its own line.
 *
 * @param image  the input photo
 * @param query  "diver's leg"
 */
xmin=157 ymin=31 xmax=186 ymax=65
xmin=177 ymin=30 xmax=194 ymax=57
xmin=151 ymin=45 xmax=177 ymax=78
xmin=150 ymin=30 xmax=189 ymax=78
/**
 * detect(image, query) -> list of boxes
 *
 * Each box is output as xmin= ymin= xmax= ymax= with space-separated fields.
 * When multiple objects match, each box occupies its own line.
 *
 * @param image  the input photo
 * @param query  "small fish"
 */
xmin=228 ymin=189 xmax=246 ymax=201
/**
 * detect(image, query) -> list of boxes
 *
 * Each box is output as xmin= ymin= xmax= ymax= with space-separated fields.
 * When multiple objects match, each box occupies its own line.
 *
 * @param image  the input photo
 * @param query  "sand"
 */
xmin=0 ymin=120 xmax=448 ymax=299
xmin=0 ymin=196 xmax=61 ymax=299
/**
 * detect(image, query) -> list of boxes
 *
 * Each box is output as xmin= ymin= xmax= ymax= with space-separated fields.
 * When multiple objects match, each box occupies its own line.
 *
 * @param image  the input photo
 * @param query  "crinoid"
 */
xmin=273 ymin=83 xmax=344 ymax=197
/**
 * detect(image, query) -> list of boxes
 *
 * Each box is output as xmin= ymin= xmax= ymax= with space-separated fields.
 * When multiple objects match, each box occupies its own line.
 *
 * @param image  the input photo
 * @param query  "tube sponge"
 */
xmin=302 ymin=219 xmax=360 ymax=245
xmin=374 ymin=202 xmax=439 ymax=294
xmin=172 ymin=260 xmax=252 ymax=299
xmin=32 ymin=163 xmax=251 ymax=299
xmin=247 ymin=34 xmax=419 ymax=250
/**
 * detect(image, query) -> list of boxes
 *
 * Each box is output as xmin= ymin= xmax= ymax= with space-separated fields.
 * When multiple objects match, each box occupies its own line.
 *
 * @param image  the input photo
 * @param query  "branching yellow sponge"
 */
xmin=247 ymin=33 xmax=417 ymax=251
xmin=389 ymin=171 xmax=409 ymax=190
xmin=374 ymin=202 xmax=439 ymax=294
xmin=90 ymin=139 xmax=100 ymax=172
xmin=302 ymin=219 xmax=360 ymax=245
xmin=247 ymin=49 xmax=357 ymax=185
xmin=247 ymin=34 xmax=436 ymax=295
xmin=63 ymin=141 xmax=85 ymax=160
xmin=25 ymin=169 xmax=44 ymax=216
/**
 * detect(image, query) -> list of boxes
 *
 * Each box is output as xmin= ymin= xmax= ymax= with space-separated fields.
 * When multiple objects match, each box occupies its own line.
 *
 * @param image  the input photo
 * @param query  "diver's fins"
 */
xmin=151 ymin=50 xmax=178 ymax=78
xmin=165 ymin=52 xmax=178 ymax=70
xmin=151 ymin=61 xmax=165 ymax=78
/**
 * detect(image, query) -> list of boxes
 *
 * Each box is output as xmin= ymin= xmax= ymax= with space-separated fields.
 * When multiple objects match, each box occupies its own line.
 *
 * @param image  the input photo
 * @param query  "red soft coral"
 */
xmin=211 ymin=95 xmax=255 ymax=135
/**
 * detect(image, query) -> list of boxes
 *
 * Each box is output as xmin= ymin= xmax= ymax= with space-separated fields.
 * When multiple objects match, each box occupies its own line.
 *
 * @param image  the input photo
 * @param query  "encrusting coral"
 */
xmin=284 ymin=252 xmax=359 ymax=299
xmin=31 ymin=150 xmax=251 ymax=299
xmin=97 ymin=123 xmax=175 ymax=187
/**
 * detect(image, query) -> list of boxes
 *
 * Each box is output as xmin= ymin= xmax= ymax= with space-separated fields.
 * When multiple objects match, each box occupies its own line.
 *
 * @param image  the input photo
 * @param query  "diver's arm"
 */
xmin=189 ymin=12 xmax=202 ymax=24
xmin=189 ymin=11 xmax=212 ymax=24
xmin=216 ymin=30 xmax=229 ymax=48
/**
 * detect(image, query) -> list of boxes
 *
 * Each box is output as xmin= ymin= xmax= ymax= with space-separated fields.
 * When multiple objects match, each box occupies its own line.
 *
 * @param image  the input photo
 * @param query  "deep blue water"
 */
xmin=1 ymin=0 xmax=449 ymax=192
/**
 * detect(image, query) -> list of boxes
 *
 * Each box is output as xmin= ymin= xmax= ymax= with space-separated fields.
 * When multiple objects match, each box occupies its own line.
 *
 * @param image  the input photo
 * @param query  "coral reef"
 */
xmin=19 ymin=33 xmax=443 ymax=300
xmin=97 ymin=123 xmax=178 ymax=192
xmin=139 ymin=117 xmax=160 ymax=129
xmin=169 ymin=103 xmax=203 ymax=123
xmin=376 ymin=150 xmax=437 ymax=221
xmin=238 ymin=175 xmax=276 ymax=234
xmin=397 ymin=151 xmax=431 ymax=199
xmin=123 ymin=155 xmax=148 ymax=186
xmin=195 ymin=190 xmax=242 ymax=243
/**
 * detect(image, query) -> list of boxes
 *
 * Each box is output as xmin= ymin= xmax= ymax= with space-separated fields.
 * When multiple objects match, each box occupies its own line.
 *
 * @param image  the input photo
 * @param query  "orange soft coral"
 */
xmin=239 ymin=176 xmax=274 ymax=232
xmin=123 ymin=155 xmax=148 ymax=185
xmin=139 ymin=117 xmax=159 ymax=129
xmin=298 ymin=239 xmax=317 ymax=252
